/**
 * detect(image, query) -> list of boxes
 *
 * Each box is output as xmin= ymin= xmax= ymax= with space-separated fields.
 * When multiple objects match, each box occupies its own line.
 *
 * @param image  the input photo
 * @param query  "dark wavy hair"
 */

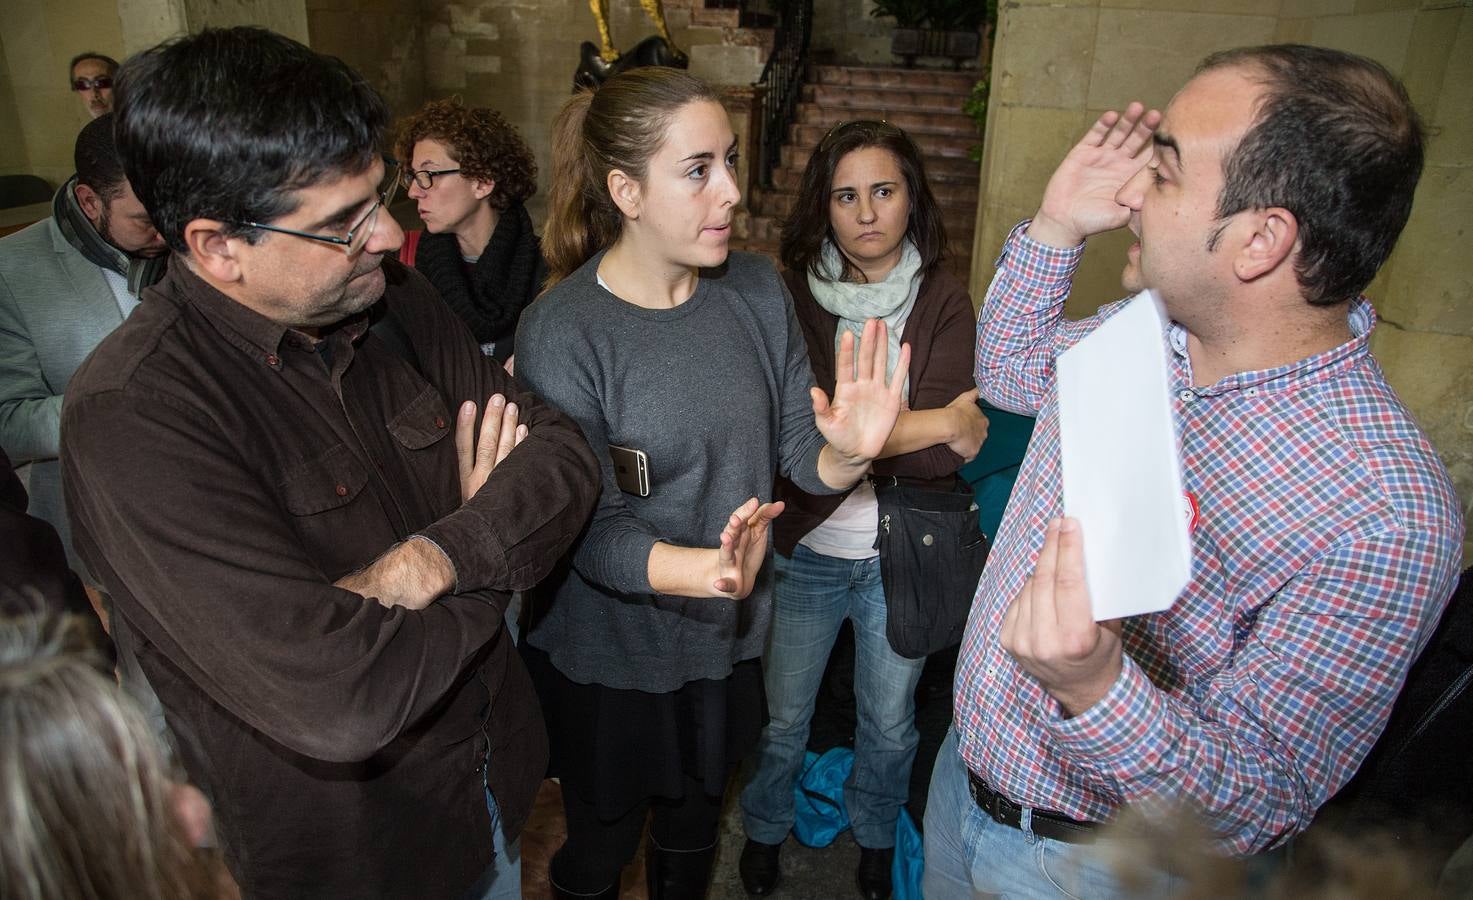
xmin=780 ymin=120 xmax=946 ymax=283
xmin=1199 ymin=45 xmax=1424 ymax=306
xmin=112 ymin=27 xmax=389 ymax=255
xmin=394 ymin=98 xmax=538 ymax=211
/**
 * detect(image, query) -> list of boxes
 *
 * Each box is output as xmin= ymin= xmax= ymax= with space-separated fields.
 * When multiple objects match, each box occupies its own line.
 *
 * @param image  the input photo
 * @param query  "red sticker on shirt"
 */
xmin=1182 ymin=490 xmax=1200 ymax=533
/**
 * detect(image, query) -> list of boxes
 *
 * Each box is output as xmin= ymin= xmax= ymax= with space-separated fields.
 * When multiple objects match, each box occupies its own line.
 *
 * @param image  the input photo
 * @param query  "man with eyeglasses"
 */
xmin=68 ymin=52 xmax=118 ymax=120
xmin=60 ymin=27 xmax=600 ymax=900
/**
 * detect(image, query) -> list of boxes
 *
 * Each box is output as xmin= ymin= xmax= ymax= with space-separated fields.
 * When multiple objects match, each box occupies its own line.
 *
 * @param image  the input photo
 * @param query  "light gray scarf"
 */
xmin=807 ymin=238 xmax=921 ymax=394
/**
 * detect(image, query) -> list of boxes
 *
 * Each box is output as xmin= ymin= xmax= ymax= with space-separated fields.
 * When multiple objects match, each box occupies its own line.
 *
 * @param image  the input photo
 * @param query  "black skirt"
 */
xmin=521 ymin=642 xmax=767 ymax=821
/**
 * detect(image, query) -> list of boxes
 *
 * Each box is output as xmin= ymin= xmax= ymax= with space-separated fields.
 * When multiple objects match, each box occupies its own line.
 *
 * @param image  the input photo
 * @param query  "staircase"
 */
xmin=735 ymin=64 xmax=982 ymax=283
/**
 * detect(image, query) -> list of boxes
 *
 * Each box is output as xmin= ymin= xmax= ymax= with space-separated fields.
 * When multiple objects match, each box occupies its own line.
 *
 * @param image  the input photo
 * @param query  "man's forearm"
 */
xmin=335 ymin=536 xmax=456 ymax=610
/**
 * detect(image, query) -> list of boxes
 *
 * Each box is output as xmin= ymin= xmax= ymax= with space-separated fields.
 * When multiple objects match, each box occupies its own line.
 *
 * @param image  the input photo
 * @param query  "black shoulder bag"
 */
xmin=873 ymin=475 xmax=990 ymax=659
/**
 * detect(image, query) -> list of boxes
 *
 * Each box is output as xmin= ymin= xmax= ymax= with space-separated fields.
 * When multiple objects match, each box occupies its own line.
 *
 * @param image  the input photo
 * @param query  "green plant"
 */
xmin=963 ymin=74 xmax=989 ymax=162
xmin=868 ymin=0 xmax=930 ymax=29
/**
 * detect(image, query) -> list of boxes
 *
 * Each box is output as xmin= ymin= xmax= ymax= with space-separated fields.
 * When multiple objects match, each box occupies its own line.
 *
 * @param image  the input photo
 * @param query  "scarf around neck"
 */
xmin=414 ymin=202 xmax=542 ymax=353
xmin=807 ymin=238 xmax=922 ymax=392
xmin=53 ymin=177 xmax=168 ymax=296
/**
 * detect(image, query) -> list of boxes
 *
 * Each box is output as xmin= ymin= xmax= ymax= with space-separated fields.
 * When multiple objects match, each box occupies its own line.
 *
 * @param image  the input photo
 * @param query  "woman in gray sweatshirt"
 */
xmin=514 ymin=67 xmax=907 ymax=899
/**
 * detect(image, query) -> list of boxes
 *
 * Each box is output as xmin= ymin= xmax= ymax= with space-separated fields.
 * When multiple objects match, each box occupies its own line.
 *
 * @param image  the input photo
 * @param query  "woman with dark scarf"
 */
xmin=395 ymin=98 xmax=545 ymax=364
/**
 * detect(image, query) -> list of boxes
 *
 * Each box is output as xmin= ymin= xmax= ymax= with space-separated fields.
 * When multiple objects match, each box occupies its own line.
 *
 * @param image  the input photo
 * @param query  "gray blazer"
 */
xmin=0 ymin=216 xmax=128 ymax=573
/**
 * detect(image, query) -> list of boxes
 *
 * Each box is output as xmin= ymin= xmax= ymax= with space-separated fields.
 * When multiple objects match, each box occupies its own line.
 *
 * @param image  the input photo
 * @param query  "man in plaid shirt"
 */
xmin=923 ymin=45 xmax=1465 ymax=897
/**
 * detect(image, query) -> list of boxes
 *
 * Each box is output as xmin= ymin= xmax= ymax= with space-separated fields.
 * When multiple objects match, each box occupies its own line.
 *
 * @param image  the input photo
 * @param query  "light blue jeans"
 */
xmin=465 ymin=785 xmax=522 ymax=899
xmin=922 ymin=728 xmax=1175 ymax=899
xmin=742 ymin=546 xmax=925 ymax=849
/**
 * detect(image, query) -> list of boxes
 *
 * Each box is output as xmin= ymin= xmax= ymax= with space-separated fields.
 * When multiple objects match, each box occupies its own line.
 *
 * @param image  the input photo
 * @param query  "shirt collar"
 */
xmin=162 ymin=260 xmax=371 ymax=369
xmin=1167 ymin=297 xmax=1375 ymax=396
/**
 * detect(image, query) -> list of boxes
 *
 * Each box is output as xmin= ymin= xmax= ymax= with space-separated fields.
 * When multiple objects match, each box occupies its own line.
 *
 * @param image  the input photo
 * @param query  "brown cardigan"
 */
xmin=773 ymin=265 xmax=978 ymax=556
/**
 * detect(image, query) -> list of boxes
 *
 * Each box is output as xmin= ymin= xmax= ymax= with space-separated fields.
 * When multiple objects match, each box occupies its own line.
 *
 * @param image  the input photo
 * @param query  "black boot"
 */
xmin=645 ymin=836 xmax=718 ymax=900
xmin=855 ymin=846 xmax=894 ymax=900
xmin=738 ymin=838 xmax=782 ymax=895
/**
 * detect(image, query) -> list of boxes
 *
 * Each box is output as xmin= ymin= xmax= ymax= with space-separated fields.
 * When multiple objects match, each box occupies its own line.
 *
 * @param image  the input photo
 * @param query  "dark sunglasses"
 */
xmin=71 ymin=76 xmax=114 ymax=92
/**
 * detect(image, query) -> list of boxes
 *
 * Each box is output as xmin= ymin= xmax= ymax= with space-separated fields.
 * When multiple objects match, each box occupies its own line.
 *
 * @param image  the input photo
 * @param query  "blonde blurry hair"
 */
xmin=0 ymin=615 xmax=215 ymax=899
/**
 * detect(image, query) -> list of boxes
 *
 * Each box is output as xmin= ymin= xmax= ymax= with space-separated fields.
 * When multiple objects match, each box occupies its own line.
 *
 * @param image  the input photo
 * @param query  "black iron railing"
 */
xmin=754 ymin=0 xmax=813 ymax=189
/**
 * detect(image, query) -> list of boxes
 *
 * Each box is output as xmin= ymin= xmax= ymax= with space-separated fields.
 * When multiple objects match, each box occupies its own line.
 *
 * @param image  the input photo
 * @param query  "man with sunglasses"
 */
xmin=68 ymin=52 xmax=118 ymax=119
xmin=60 ymin=27 xmax=600 ymax=900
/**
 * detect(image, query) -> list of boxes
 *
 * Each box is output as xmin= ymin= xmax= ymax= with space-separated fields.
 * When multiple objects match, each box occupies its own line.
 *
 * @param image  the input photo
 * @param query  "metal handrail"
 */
xmin=754 ymin=0 xmax=813 ymax=190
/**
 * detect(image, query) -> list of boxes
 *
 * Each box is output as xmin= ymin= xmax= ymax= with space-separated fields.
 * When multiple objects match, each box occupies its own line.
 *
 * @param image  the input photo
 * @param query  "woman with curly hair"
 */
xmin=395 ymin=98 xmax=544 ymax=364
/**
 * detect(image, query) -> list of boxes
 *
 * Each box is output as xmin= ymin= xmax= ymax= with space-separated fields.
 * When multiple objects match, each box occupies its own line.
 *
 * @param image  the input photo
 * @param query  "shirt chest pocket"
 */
xmin=388 ymin=385 xmax=454 ymax=451
xmin=280 ymin=443 xmax=370 ymax=515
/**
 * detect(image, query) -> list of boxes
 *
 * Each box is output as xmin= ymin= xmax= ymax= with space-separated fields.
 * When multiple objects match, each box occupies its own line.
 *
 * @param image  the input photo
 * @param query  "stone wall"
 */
xmin=811 ymin=0 xmax=893 ymax=64
xmin=306 ymin=0 xmax=424 ymax=119
xmin=972 ymin=0 xmax=1473 ymax=559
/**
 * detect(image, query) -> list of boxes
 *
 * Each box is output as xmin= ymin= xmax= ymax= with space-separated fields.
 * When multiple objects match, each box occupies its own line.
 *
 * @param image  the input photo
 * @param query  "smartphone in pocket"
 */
xmin=608 ymin=444 xmax=650 ymax=497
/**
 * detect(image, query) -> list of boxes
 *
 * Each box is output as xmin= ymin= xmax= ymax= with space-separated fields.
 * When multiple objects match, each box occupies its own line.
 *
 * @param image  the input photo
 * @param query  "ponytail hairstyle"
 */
xmin=543 ymin=67 xmax=721 ymax=289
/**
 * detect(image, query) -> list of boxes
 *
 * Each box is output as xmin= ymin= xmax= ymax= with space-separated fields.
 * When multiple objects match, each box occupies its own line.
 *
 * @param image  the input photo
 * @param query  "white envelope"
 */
xmin=1056 ymin=290 xmax=1191 ymax=621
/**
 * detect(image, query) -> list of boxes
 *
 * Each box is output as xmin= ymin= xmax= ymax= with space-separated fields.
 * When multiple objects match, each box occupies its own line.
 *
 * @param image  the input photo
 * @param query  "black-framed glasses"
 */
xmin=401 ymin=167 xmax=461 ymax=191
xmin=71 ymin=76 xmax=113 ymax=92
xmin=238 ymin=158 xmax=401 ymax=255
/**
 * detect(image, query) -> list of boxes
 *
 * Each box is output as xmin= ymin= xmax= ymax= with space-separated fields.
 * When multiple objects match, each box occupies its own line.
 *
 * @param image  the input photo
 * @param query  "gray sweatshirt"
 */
xmin=516 ymin=250 xmax=835 ymax=691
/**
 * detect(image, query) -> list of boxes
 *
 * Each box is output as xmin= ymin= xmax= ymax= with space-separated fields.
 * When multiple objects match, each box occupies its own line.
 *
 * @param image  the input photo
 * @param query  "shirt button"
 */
xmin=266 ymin=354 xmax=280 ymax=367
xmin=335 ymin=483 xmax=349 ymax=497
xmin=434 ymin=416 xmax=446 ymax=429
xmin=1177 ymin=388 xmax=1195 ymax=403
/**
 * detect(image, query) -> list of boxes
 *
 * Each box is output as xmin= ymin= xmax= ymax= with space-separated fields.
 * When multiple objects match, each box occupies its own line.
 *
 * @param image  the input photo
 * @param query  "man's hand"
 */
xmin=814 ymin=319 xmax=910 ymax=486
xmin=1000 ymin=517 xmax=1123 ymax=718
xmin=334 ymin=536 xmax=456 ymax=610
xmin=710 ymin=497 xmax=785 ymax=599
xmin=1029 ymin=102 xmax=1162 ymax=249
xmin=945 ymin=388 xmax=989 ymax=462
xmin=456 ymin=394 xmax=528 ymax=503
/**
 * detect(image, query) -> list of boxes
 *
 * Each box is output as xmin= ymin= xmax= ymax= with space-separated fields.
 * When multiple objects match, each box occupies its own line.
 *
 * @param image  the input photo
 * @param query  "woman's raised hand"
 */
xmin=710 ymin=497 xmax=785 ymax=599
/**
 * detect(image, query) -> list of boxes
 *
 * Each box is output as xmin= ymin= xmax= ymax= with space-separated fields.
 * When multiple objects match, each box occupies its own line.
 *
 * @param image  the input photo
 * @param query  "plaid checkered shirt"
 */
xmin=954 ymin=221 xmax=1465 ymax=854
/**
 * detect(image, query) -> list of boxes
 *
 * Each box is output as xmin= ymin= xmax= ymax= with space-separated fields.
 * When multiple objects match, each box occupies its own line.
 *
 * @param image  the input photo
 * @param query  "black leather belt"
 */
xmin=967 ymin=771 xmax=1098 ymax=845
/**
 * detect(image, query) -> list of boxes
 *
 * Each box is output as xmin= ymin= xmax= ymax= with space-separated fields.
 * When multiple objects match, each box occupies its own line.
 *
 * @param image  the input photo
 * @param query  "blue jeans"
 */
xmin=923 ymin=728 xmax=1178 ymax=899
xmin=464 ymin=786 xmax=522 ymax=899
xmin=742 ymin=546 xmax=925 ymax=849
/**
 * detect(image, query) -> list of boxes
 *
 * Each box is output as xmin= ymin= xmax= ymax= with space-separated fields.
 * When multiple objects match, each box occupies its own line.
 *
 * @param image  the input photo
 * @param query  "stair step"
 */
xmin=796 ymin=103 xmax=974 ymax=137
xmin=780 ymin=143 xmax=978 ymax=181
xmin=812 ymin=64 xmax=981 ymax=95
xmin=802 ymin=84 xmax=968 ymax=115
xmin=787 ymin=122 xmax=979 ymax=159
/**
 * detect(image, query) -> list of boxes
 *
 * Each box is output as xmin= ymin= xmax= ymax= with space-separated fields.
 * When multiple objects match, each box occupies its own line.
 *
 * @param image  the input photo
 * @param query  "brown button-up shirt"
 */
xmin=61 ymin=259 xmax=599 ymax=899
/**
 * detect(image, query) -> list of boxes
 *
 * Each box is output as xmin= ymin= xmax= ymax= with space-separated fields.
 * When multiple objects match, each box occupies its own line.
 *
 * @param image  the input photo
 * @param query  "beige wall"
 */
xmin=0 ymin=0 xmax=309 ymax=190
xmin=0 ymin=0 xmax=127 ymax=186
xmin=972 ymin=0 xmax=1473 ymax=559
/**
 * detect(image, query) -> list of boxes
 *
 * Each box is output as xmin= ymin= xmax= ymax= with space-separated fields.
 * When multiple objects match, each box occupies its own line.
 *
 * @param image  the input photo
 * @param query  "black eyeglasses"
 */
xmin=237 ymin=159 xmax=401 ymax=255
xmin=401 ymin=167 xmax=461 ymax=191
xmin=71 ymin=76 xmax=113 ymax=92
